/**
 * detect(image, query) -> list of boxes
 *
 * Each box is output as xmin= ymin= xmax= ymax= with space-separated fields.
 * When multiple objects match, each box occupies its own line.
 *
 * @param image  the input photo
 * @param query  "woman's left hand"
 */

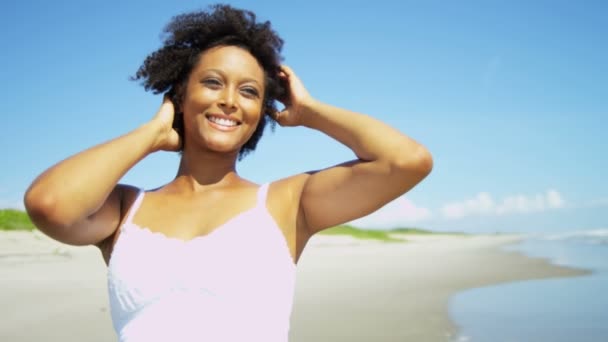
xmin=273 ymin=65 xmax=314 ymax=127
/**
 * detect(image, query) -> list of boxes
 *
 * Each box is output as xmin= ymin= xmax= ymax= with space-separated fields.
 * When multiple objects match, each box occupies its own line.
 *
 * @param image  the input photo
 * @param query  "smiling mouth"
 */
xmin=205 ymin=114 xmax=241 ymax=127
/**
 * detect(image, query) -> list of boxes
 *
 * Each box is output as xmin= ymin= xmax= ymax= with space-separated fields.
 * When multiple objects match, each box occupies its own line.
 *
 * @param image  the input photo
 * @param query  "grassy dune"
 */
xmin=318 ymin=225 xmax=442 ymax=242
xmin=0 ymin=209 xmax=36 ymax=231
xmin=318 ymin=225 xmax=402 ymax=242
xmin=1 ymin=209 xmax=443 ymax=242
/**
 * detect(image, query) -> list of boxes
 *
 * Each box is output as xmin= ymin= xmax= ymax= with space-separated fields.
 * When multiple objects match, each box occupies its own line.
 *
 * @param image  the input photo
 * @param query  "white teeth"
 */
xmin=208 ymin=116 xmax=238 ymax=127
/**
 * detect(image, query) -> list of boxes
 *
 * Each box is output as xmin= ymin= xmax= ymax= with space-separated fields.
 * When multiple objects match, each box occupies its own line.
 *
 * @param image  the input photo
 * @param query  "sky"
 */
xmin=1 ymin=0 xmax=606 ymax=233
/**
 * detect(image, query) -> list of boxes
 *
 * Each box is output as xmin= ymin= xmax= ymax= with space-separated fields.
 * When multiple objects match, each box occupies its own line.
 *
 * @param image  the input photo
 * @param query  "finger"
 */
xmin=269 ymin=108 xmax=278 ymax=121
xmin=280 ymin=64 xmax=294 ymax=75
xmin=269 ymin=108 xmax=282 ymax=122
xmin=161 ymin=94 xmax=176 ymax=111
xmin=160 ymin=98 xmax=174 ymax=111
xmin=274 ymin=109 xmax=291 ymax=125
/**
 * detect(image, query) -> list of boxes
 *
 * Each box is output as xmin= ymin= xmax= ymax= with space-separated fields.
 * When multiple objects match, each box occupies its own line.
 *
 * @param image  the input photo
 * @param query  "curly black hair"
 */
xmin=131 ymin=4 xmax=285 ymax=159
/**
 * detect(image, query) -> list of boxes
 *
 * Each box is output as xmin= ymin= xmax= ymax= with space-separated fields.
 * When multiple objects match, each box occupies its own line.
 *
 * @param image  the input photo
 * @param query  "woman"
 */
xmin=24 ymin=4 xmax=432 ymax=341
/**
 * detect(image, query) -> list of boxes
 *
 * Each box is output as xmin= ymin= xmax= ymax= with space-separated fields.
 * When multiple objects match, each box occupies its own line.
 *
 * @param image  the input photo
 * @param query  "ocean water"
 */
xmin=449 ymin=229 xmax=608 ymax=342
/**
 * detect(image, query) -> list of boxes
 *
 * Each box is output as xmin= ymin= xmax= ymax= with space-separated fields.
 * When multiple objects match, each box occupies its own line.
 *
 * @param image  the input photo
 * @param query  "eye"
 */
xmin=202 ymin=78 xmax=222 ymax=88
xmin=240 ymin=87 xmax=260 ymax=98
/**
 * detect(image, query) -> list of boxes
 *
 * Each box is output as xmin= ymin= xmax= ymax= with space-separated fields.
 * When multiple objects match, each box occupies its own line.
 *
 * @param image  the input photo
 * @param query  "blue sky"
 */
xmin=1 ymin=0 xmax=606 ymax=233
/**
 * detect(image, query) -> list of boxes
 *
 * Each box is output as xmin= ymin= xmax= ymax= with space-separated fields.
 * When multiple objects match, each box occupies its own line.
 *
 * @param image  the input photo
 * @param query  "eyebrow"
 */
xmin=200 ymin=68 xmax=262 ymax=87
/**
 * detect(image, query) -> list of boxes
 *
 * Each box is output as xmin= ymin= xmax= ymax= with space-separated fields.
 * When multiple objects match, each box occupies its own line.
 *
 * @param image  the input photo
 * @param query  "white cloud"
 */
xmin=546 ymin=190 xmax=565 ymax=208
xmin=349 ymin=196 xmax=432 ymax=229
xmin=441 ymin=189 xmax=565 ymax=220
xmin=442 ymin=192 xmax=495 ymax=219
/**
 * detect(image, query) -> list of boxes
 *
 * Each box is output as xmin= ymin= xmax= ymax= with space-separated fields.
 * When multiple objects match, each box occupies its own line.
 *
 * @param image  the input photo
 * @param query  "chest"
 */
xmin=108 ymin=208 xmax=296 ymax=299
xmin=134 ymin=191 xmax=260 ymax=238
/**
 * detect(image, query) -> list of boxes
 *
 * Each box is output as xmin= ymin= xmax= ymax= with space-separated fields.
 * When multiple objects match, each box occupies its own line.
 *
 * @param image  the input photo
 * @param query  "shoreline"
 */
xmin=0 ymin=231 xmax=589 ymax=342
xmin=290 ymin=233 xmax=588 ymax=341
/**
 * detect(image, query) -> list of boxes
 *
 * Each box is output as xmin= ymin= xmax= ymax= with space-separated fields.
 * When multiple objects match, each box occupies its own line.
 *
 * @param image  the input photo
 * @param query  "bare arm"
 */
xmin=23 ymin=98 xmax=179 ymax=245
xmin=275 ymin=66 xmax=433 ymax=235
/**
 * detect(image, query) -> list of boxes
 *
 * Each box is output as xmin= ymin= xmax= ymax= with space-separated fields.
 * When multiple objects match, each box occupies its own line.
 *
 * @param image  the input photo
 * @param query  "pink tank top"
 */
xmin=107 ymin=183 xmax=296 ymax=341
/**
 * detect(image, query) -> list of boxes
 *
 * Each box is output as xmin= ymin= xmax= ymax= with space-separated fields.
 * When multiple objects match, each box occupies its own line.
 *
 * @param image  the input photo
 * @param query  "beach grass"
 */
xmin=317 ymin=225 xmax=461 ymax=242
xmin=1 ymin=208 xmax=451 ymax=242
xmin=318 ymin=225 xmax=403 ymax=242
xmin=390 ymin=227 xmax=437 ymax=234
xmin=391 ymin=227 xmax=467 ymax=236
xmin=0 ymin=209 xmax=36 ymax=231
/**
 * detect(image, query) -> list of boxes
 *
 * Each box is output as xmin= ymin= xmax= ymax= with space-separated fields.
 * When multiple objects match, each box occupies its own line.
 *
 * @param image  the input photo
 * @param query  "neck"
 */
xmin=174 ymin=146 xmax=241 ymax=191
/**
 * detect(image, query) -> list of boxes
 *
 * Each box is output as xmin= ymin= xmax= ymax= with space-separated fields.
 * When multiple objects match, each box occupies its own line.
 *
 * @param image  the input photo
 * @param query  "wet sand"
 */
xmin=0 ymin=231 xmax=586 ymax=341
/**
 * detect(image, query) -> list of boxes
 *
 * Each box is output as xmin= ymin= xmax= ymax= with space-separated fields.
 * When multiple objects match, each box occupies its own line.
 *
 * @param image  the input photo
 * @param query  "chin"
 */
xmin=203 ymin=134 xmax=253 ymax=154
xmin=203 ymin=141 xmax=242 ymax=155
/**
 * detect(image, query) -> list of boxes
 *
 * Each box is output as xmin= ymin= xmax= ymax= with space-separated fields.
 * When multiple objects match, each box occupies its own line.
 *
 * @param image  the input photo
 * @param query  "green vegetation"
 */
xmin=0 ymin=209 xmax=36 ymax=231
xmin=318 ymin=225 xmax=404 ymax=242
xmin=390 ymin=227 xmax=465 ymax=235
xmin=318 ymin=225 xmax=462 ymax=242
xmin=389 ymin=227 xmax=436 ymax=234
xmin=1 ymin=208 xmax=457 ymax=241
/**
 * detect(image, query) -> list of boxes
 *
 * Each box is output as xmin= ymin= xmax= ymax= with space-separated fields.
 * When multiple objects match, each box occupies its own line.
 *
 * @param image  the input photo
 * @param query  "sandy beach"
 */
xmin=0 ymin=231 xmax=587 ymax=342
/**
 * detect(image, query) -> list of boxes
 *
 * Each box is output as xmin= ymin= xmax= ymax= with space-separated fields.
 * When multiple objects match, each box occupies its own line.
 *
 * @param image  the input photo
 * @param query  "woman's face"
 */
xmin=181 ymin=45 xmax=265 ymax=156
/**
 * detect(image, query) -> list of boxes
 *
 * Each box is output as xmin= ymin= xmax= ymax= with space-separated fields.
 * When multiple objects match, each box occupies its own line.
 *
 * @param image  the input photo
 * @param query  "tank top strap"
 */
xmin=256 ymin=183 xmax=270 ymax=208
xmin=124 ymin=188 xmax=145 ymax=226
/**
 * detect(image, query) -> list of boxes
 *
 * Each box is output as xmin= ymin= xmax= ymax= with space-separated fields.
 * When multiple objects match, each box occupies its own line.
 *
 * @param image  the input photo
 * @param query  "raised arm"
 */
xmin=274 ymin=66 xmax=433 ymax=235
xmin=23 ymin=97 xmax=179 ymax=246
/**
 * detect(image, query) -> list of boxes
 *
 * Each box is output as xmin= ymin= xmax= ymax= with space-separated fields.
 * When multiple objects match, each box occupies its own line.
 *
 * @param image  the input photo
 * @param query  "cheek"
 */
xmin=241 ymin=101 xmax=264 ymax=122
xmin=183 ymin=89 xmax=218 ymax=111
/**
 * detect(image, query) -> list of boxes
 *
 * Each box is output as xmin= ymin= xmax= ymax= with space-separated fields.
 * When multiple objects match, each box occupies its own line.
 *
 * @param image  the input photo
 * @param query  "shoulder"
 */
xmin=264 ymin=173 xmax=311 ymax=229
xmin=266 ymin=173 xmax=310 ymax=205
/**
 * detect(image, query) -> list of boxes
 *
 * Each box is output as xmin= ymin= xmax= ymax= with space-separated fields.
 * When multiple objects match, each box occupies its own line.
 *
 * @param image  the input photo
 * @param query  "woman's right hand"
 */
xmin=150 ymin=95 xmax=181 ymax=152
xmin=25 ymin=94 xmax=184 ymax=247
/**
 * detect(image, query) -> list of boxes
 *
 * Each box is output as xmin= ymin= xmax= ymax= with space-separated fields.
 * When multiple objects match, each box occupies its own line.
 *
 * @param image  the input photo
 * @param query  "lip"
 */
xmin=205 ymin=113 xmax=241 ymax=131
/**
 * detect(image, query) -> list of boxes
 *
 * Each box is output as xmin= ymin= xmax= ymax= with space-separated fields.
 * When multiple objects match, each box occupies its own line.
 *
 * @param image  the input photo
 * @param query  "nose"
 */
xmin=218 ymin=87 xmax=236 ymax=110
